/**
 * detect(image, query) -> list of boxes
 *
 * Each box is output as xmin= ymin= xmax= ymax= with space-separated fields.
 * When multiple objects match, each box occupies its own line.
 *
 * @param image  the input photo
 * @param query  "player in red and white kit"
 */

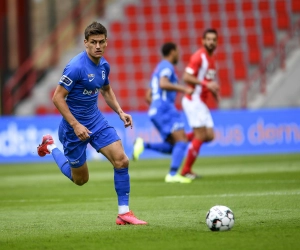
xmin=181 ymin=29 xmax=219 ymax=179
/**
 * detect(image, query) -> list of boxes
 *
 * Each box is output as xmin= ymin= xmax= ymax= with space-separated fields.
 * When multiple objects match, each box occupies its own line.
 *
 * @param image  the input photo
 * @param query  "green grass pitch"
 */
xmin=0 ymin=154 xmax=300 ymax=250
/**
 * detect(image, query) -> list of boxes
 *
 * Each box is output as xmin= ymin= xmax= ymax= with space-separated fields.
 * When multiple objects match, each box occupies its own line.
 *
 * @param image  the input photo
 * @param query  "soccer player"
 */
xmin=180 ymin=29 xmax=220 ymax=179
xmin=132 ymin=42 xmax=193 ymax=183
xmin=37 ymin=22 xmax=147 ymax=225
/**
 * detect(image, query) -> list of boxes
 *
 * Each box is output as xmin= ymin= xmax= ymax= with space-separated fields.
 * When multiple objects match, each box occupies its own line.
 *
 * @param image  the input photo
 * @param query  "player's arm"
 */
xmin=183 ymin=71 xmax=219 ymax=95
xmin=100 ymin=84 xmax=133 ymax=128
xmin=145 ymin=88 xmax=152 ymax=105
xmin=160 ymin=76 xmax=192 ymax=95
xmin=52 ymin=85 xmax=92 ymax=141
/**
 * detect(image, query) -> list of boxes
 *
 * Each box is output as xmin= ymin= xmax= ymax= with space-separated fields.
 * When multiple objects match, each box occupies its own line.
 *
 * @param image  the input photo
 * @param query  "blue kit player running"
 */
xmin=37 ymin=22 xmax=147 ymax=225
xmin=133 ymin=42 xmax=193 ymax=183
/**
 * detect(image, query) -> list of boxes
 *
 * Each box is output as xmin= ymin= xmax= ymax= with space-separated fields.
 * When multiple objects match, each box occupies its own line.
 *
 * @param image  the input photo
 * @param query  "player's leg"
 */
xmin=37 ymin=134 xmax=73 ymax=181
xmin=132 ymin=137 xmax=173 ymax=160
xmin=98 ymin=139 xmax=147 ymax=225
xmin=164 ymin=129 xmax=192 ymax=183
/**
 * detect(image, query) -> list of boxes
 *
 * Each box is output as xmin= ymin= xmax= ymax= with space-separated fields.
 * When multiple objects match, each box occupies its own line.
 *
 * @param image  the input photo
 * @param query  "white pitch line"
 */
xmin=161 ymin=191 xmax=300 ymax=199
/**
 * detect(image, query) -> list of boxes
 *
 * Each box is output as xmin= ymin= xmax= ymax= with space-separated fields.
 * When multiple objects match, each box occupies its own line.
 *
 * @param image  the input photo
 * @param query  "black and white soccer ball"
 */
xmin=206 ymin=205 xmax=235 ymax=231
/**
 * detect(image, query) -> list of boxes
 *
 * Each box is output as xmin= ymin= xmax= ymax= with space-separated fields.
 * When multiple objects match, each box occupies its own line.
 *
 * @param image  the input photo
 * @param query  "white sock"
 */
xmin=47 ymin=144 xmax=57 ymax=153
xmin=118 ymin=205 xmax=129 ymax=215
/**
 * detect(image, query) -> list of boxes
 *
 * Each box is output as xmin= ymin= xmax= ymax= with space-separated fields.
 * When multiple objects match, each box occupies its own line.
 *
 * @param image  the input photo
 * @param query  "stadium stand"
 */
xmin=9 ymin=0 xmax=300 ymax=115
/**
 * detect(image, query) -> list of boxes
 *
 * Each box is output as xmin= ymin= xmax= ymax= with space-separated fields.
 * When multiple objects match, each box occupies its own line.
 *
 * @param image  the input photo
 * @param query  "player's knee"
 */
xmin=205 ymin=133 xmax=215 ymax=142
xmin=114 ymin=155 xmax=129 ymax=169
xmin=73 ymin=176 xmax=89 ymax=186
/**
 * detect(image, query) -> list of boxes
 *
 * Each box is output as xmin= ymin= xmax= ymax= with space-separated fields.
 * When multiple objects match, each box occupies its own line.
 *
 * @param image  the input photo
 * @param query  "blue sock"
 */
xmin=170 ymin=141 xmax=188 ymax=176
xmin=114 ymin=168 xmax=130 ymax=206
xmin=52 ymin=148 xmax=73 ymax=181
xmin=144 ymin=142 xmax=173 ymax=154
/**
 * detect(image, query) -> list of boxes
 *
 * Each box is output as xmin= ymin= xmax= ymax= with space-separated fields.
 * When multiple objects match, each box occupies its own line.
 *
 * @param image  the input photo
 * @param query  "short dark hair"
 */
xmin=84 ymin=22 xmax=107 ymax=40
xmin=203 ymin=28 xmax=218 ymax=39
xmin=161 ymin=42 xmax=177 ymax=57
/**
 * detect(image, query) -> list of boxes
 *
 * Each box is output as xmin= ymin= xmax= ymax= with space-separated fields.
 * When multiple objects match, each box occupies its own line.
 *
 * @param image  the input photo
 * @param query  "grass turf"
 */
xmin=0 ymin=154 xmax=300 ymax=250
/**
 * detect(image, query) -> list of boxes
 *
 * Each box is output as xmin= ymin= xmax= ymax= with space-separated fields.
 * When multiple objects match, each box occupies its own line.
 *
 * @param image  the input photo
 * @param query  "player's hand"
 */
xmin=119 ymin=111 xmax=133 ymax=129
xmin=184 ymin=86 xmax=194 ymax=95
xmin=73 ymin=123 xmax=92 ymax=141
xmin=206 ymin=81 xmax=219 ymax=95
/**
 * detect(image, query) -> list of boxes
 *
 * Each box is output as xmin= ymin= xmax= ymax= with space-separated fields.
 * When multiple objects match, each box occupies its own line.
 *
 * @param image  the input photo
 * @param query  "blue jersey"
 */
xmin=58 ymin=51 xmax=110 ymax=131
xmin=149 ymin=60 xmax=178 ymax=109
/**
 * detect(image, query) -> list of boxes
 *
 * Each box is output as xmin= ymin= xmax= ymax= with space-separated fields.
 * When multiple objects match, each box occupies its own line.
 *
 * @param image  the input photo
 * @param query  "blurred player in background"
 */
xmin=181 ymin=29 xmax=219 ymax=179
xmin=133 ymin=42 xmax=193 ymax=183
xmin=37 ymin=22 xmax=147 ymax=225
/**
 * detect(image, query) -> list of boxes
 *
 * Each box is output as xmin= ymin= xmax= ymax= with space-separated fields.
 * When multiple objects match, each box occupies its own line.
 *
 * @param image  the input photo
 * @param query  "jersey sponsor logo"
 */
xmin=59 ymin=75 xmax=73 ymax=86
xmin=102 ymin=71 xmax=105 ymax=80
xmin=205 ymin=69 xmax=216 ymax=80
xmin=88 ymin=74 xmax=95 ymax=82
xmin=83 ymin=88 xmax=100 ymax=95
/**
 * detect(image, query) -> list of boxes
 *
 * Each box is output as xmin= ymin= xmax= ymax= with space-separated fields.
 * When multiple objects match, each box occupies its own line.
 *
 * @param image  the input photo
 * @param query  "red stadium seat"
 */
xmin=134 ymin=72 xmax=144 ymax=82
xmin=177 ymin=21 xmax=188 ymax=31
xmin=194 ymin=20 xmax=204 ymax=30
xmin=210 ymin=19 xmax=222 ymax=30
xmin=232 ymin=51 xmax=244 ymax=64
xmin=292 ymin=0 xmax=300 ymax=12
xmin=175 ymin=4 xmax=186 ymax=15
xmin=132 ymin=55 xmax=142 ymax=64
xmin=128 ymin=22 xmax=139 ymax=33
xmin=218 ymin=68 xmax=232 ymax=97
xmin=142 ymin=6 xmax=153 ymax=16
xmin=248 ymin=47 xmax=261 ymax=64
xmin=111 ymin=22 xmax=122 ymax=34
xmin=144 ymin=22 xmax=155 ymax=32
xmin=229 ymin=35 xmax=241 ymax=45
xmin=136 ymin=88 xmax=146 ymax=97
xmin=246 ymin=34 xmax=259 ymax=47
xmin=180 ymin=37 xmax=190 ymax=47
xmin=261 ymin=17 xmax=273 ymax=30
xmin=161 ymin=21 xmax=171 ymax=32
xmin=159 ymin=5 xmax=170 ymax=16
xmin=258 ymin=1 xmax=270 ymax=12
xmin=208 ymin=3 xmax=219 ymax=13
xmin=244 ymin=17 xmax=256 ymax=28
xmin=234 ymin=64 xmax=247 ymax=80
xmin=225 ymin=2 xmax=236 ymax=13
xmin=125 ymin=5 xmax=138 ymax=17
xmin=275 ymin=0 xmax=287 ymax=13
xmin=130 ymin=39 xmax=140 ymax=48
xmin=227 ymin=18 xmax=239 ymax=29
xmin=277 ymin=13 xmax=290 ymax=29
xmin=36 ymin=105 xmax=49 ymax=115
xmin=192 ymin=4 xmax=202 ymax=14
xmin=111 ymin=39 xmax=125 ymax=49
xmin=241 ymin=1 xmax=253 ymax=12
xmin=146 ymin=38 xmax=159 ymax=48
xmin=263 ymin=31 xmax=275 ymax=46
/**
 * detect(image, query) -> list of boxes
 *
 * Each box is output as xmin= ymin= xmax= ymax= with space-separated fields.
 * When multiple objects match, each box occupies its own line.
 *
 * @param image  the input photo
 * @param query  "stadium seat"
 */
xmin=261 ymin=17 xmax=273 ymax=30
xmin=159 ymin=5 xmax=170 ymax=16
xmin=208 ymin=3 xmax=219 ymax=13
xmin=292 ymin=0 xmax=300 ymax=12
xmin=125 ymin=5 xmax=138 ymax=17
xmin=275 ymin=0 xmax=288 ymax=13
xmin=258 ymin=1 xmax=270 ymax=12
xmin=177 ymin=21 xmax=188 ymax=31
xmin=248 ymin=47 xmax=261 ymax=64
xmin=277 ymin=13 xmax=290 ymax=29
xmin=241 ymin=1 xmax=253 ymax=12
xmin=234 ymin=64 xmax=247 ymax=80
xmin=218 ymin=68 xmax=232 ymax=97
xmin=227 ymin=18 xmax=239 ymax=29
xmin=191 ymin=3 xmax=202 ymax=14
xmin=225 ymin=2 xmax=236 ymax=13
xmin=210 ymin=19 xmax=222 ymax=30
xmin=263 ymin=31 xmax=275 ymax=46
xmin=175 ymin=4 xmax=186 ymax=15
xmin=229 ymin=34 xmax=241 ymax=45
xmin=142 ymin=6 xmax=153 ymax=16
xmin=244 ymin=17 xmax=256 ymax=28
xmin=194 ymin=20 xmax=204 ymax=30
xmin=111 ymin=21 xmax=122 ymax=34
xmin=36 ymin=105 xmax=49 ymax=115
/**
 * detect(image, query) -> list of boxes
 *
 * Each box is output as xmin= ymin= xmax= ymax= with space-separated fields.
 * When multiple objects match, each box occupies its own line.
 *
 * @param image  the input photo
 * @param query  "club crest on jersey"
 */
xmin=59 ymin=75 xmax=73 ymax=86
xmin=102 ymin=71 xmax=105 ymax=80
xmin=88 ymin=74 xmax=95 ymax=82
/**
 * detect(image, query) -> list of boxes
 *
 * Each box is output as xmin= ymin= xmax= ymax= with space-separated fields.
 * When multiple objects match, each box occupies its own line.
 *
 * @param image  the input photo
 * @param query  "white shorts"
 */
xmin=182 ymin=96 xmax=214 ymax=128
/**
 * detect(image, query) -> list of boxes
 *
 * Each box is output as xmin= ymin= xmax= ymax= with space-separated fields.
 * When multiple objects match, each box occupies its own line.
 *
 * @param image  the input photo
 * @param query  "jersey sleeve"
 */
xmin=159 ymin=67 xmax=172 ymax=80
xmin=185 ymin=52 xmax=202 ymax=76
xmin=103 ymin=62 xmax=110 ymax=85
xmin=58 ymin=63 xmax=80 ymax=92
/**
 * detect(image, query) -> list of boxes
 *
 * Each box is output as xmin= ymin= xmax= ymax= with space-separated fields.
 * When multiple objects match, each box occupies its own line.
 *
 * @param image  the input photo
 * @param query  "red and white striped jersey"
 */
xmin=185 ymin=47 xmax=217 ymax=104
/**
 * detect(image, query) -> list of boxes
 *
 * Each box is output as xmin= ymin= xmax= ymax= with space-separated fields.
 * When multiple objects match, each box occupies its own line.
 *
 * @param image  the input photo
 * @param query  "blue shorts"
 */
xmin=58 ymin=122 xmax=120 ymax=168
xmin=149 ymin=104 xmax=185 ymax=141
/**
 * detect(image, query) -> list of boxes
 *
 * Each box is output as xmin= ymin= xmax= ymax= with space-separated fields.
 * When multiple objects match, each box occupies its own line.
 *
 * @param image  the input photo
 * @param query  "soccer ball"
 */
xmin=206 ymin=205 xmax=235 ymax=231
